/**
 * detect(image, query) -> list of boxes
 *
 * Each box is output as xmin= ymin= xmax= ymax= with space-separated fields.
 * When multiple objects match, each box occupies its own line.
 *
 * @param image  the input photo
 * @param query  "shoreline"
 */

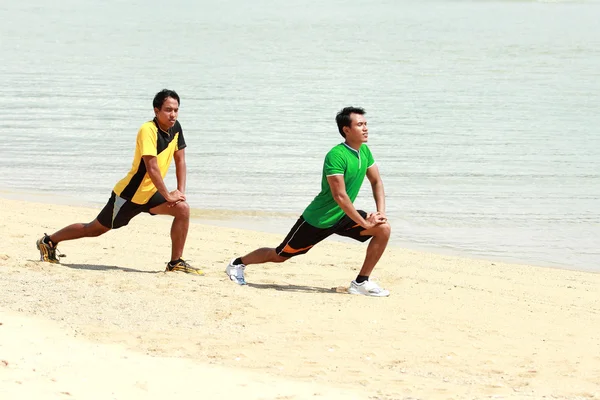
xmin=1 ymin=197 xmax=600 ymax=399
xmin=0 ymin=188 xmax=595 ymax=274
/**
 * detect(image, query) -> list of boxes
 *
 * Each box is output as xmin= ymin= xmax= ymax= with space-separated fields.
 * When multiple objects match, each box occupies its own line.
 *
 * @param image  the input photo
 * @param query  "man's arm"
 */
xmin=366 ymin=164 xmax=386 ymax=217
xmin=327 ymin=175 xmax=381 ymax=230
xmin=142 ymin=155 xmax=185 ymax=203
xmin=174 ymin=148 xmax=187 ymax=194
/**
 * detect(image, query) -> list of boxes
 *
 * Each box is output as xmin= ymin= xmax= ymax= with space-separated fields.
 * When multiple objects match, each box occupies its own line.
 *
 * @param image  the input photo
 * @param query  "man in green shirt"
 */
xmin=225 ymin=107 xmax=391 ymax=297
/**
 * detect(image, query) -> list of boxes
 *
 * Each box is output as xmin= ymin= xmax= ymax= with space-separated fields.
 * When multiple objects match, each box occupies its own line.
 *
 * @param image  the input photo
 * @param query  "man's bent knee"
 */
xmin=361 ymin=221 xmax=391 ymax=238
xmin=149 ymin=200 xmax=189 ymax=218
xmin=172 ymin=201 xmax=190 ymax=218
xmin=374 ymin=222 xmax=391 ymax=238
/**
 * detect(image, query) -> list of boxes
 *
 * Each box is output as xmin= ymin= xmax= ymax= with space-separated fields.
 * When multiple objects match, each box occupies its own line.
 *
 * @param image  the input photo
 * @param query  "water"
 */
xmin=1 ymin=0 xmax=599 ymax=271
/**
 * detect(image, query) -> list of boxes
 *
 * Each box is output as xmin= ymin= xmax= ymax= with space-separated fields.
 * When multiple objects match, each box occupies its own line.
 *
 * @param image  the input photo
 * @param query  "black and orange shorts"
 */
xmin=275 ymin=210 xmax=371 ymax=258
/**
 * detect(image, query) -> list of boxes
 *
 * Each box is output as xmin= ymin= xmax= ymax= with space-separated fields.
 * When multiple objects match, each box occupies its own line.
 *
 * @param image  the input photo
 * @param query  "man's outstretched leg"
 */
xmin=349 ymin=222 xmax=391 ymax=297
xmin=224 ymin=215 xmax=325 ymax=285
xmin=36 ymin=219 xmax=110 ymax=263
xmin=149 ymin=201 xmax=202 ymax=275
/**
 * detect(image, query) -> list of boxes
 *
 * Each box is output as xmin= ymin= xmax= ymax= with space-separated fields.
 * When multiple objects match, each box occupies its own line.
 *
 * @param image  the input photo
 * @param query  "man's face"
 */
xmin=343 ymin=113 xmax=368 ymax=143
xmin=154 ymin=97 xmax=179 ymax=129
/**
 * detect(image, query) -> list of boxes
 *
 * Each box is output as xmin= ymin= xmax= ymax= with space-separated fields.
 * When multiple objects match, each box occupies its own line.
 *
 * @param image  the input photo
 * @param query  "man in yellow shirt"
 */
xmin=36 ymin=89 xmax=201 ymax=274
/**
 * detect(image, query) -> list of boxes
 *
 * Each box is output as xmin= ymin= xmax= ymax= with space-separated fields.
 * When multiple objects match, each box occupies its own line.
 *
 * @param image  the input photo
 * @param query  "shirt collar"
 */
xmin=342 ymin=142 xmax=360 ymax=155
xmin=153 ymin=118 xmax=171 ymax=136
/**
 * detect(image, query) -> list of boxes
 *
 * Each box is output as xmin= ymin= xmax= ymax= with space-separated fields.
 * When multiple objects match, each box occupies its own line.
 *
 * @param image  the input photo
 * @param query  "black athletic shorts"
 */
xmin=275 ymin=210 xmax=371 ymax=258
xmin=97 ymin=191 xmax=167 ymax=229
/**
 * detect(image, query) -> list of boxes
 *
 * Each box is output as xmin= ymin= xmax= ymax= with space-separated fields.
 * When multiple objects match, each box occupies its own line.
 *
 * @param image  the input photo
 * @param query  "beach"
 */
xmin=2 ymin=1 xmax=599 ymax=398
xmin=0 ymin=197 xmax=598 ymax=399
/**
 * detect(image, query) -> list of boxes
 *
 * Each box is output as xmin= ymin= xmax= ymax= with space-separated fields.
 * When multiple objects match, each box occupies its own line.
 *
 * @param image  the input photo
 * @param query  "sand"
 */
xmin=0 ymin=197 xmax=599 ymax=399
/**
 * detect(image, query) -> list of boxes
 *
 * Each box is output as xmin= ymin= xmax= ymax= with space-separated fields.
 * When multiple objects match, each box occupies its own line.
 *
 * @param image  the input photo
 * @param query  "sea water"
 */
xmin=1 ymin=0 xmax=598 ymax=270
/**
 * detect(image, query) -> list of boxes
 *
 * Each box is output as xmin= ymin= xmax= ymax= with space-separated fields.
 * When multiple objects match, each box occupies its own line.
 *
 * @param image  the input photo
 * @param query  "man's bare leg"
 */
xmin=240 ymin=248 xmax=288 ymax=265
xmin=149 ymin=201 xmax=190 ymax=261
xmin=346 ymin=222 xmax=391 ymax=296
xmin=49 ymin=219 xmax=110 ymax=244
xmin=37 ymin=219 xmax=110 ymax=263
xmin=358 ymin=222 xmax=391 ymax=277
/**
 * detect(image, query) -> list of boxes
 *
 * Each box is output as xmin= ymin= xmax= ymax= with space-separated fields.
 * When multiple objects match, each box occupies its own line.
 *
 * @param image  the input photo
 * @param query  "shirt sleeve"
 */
xmin=176 ymin=122 xmax=187 ymax=151
xmin=137 ymin=124 xmax=157 ymax=157
xmin=365 ymin=145 xmax=376 ymax=168
xmin=324 ymin=150 xmax=346 ymax=176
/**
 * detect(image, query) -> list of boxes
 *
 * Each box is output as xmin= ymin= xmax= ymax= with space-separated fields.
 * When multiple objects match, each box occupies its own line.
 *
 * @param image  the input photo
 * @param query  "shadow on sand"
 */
xmin=247 ymin=282 xmax=346 ymax=294
xmin=61 ymin=263 xmax=160 ymax=274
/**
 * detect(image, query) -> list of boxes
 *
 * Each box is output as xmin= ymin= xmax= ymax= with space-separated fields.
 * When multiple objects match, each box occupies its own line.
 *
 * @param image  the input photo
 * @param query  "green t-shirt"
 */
xmin=302 ymin=143 xmax=375 ymax=228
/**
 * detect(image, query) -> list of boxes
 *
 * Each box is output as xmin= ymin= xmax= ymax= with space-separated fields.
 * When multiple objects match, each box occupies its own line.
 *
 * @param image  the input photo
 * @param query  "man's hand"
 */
xmin=374 ymin=211 xmax=387 ymax=222
xmin=363 ymin=211 xmax=387 ymax=229
xmin=166 ymin=189 xmax=186 ymax=206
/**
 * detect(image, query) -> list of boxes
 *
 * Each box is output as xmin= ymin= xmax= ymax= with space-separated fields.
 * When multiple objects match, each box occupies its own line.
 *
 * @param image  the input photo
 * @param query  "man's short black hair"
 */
xmin=153 ymin=89 xmax=180 ymax=110
xmin=336 ymin=106 xmax=366 ymax=138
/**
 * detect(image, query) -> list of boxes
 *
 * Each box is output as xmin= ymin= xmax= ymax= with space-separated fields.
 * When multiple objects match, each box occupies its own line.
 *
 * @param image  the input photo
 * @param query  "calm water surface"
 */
xmin=1 ymin=0 xmax=599 ymax=270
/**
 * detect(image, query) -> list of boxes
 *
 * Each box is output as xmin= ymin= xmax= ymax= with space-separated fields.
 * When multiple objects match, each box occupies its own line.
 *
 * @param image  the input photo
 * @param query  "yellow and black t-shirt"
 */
xmin=113 ymin=118 xmax=186 ymax=204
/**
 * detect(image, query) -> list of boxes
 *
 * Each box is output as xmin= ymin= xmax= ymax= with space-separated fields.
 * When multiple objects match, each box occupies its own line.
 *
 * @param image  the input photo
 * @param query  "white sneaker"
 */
xmin=225 ymin=259 xmax=247 ymax=285
xmin=348 ymin=280 xmax=390 ymax=297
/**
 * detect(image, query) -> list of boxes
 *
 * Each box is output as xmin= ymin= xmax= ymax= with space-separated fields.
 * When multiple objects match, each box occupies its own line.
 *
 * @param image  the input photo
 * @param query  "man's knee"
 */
xmin=173 ymin=201 xmax=190 ymax=218
xmin=375 ymin=222 xmax=391 ymax=238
